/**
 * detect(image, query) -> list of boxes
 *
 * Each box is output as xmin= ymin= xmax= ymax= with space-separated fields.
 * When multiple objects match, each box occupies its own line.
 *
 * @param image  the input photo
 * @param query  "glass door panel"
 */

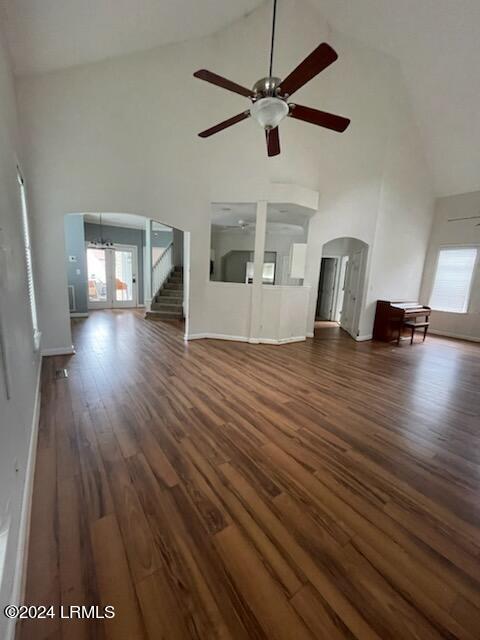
xmin=114 ymin=248 xmax=135 ymax=305
xmin=87 ymin=248 xmax=108 ymax=306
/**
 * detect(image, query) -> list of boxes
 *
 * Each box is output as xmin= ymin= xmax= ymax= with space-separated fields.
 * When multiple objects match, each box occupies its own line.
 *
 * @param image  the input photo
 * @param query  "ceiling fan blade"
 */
xmin=265 ymin=127 xmax=280 ymax=156
xmin=194 ymin=69 xmax=252 ymax=98
xmin=289 ymin=104 xmax=350 ymax=132
xmin=198 ymin=111 xmax=250 ymax=138
xmin=280 ymin=43 xmax=338 ymax=97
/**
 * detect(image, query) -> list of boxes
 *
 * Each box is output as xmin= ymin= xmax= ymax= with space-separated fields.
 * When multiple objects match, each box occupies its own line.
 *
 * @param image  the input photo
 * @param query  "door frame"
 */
xmin=86 ymin=243 xmax=138 ymax=309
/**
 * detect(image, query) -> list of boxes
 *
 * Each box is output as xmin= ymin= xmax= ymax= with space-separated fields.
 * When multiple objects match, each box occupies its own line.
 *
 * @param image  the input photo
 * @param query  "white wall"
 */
xmin=304 ymin=33 xmax=434 ymax=336
xmin=420 ymin=191 xmax=480 ymax=341
xmin=0 ymin=28 xmax=42 ymax=640
xmin=15 ymin=0 xmax=434 ymax=348
xmin=259 ymin=286 xmax=311 ymax=342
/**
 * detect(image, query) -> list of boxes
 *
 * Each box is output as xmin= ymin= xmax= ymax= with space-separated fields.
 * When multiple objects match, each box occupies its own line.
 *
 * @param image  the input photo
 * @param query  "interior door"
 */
xmin=334 ymin=256 xmax=349 ymax=323
xmin=87 ymin=245 xmax=137 ymax=309
xmin=341 ymin=250 xmax=362 ymax=337
xmin=317 ymin=258 xmax=337 ymax=320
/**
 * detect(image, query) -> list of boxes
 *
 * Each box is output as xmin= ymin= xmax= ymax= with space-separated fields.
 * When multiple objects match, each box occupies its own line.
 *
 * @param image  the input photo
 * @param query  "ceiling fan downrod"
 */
xmin=268 ymin=0 xmax=278 ymax=80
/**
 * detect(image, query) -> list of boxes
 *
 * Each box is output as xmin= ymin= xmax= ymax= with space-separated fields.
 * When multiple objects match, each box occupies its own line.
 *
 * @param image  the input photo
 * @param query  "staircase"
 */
xmin=146 ymin=266 xmax=183 ymax=321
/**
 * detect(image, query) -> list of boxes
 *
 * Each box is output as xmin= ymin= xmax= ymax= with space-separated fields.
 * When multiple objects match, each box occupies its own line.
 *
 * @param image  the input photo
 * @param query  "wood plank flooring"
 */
xmin=18 ymin=310 xmax=480 ymax=639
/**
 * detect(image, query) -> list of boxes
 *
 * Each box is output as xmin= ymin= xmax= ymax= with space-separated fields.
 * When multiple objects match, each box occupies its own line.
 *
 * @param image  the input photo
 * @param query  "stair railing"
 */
xmin=152 ymin=242 xmax=173 ymax=299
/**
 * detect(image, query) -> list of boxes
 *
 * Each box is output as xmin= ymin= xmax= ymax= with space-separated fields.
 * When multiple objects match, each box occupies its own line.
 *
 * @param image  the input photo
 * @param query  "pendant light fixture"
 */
xmin=91 ymin=213 xmax=113 ymax=247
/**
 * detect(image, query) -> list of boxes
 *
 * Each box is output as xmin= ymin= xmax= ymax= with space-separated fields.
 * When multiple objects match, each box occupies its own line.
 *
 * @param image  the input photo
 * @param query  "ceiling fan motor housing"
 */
xmin=252 ymin=76 xmax=282 ymax=97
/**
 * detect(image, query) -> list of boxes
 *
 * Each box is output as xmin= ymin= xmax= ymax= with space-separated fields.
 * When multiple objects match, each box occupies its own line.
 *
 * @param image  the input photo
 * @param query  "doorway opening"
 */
xmin=64 ymin=212 xmax=187 ymax=326
xmin=87 ymin=244 xmax=137 ymax=309
xmin=315 ymin=237 xmax=368 ymax=339
xmin=316 ymin=256 xmax=349 ymax=322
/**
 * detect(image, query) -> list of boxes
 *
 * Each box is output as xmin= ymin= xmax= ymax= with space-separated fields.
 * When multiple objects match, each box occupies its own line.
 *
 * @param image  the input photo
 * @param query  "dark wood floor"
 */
xmin=19 ymin=310 xmax=480 ymax=639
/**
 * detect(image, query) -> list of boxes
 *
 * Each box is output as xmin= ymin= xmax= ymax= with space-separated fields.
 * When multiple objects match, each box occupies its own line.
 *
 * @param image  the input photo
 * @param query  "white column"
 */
xmin=248 ymin=200 xmax=267 ymax=343
xmin=144 ymin=219 xmax=152 ymax=311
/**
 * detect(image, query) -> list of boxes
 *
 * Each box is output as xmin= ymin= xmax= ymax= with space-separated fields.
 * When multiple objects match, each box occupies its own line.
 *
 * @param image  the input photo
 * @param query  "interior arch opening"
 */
xmin=314 ymin=237 xmax=368 ymax=340
xmin=63 ymin=212 xmax=189 ymax=347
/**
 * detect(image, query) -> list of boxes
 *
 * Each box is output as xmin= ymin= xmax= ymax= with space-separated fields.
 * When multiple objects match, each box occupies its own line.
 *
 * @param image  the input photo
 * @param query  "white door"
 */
xmin=87 ymin=245 xmax=138 ymax=309
xmin=341 ymin=250 xmax=363 ymax=337
xmin=334 ymin=256 xmax=349 ymax=323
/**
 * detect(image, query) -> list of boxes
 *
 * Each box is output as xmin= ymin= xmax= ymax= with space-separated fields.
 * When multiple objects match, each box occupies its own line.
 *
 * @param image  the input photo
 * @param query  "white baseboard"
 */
xmin=185 ymin=333 xmax=248 ymax=343
xmin=185 ymin=333 xmax=306 ymax=345
xmin=429 ymin=329 xmax=480 ymax=343
xmin=6 ymin=361 xmax=42 ymax=640
xmin=356 ymin=334 xmax=373 ymax=342
xmin=306 ymin=331 xmax=314 ymax=338
xmin=41 ymin=345 xmax=75 ymax=357
xmin=70 ymin=312 xmax=88 ymax=318
xmin=259 ymin=336 xmax=306 ymax=345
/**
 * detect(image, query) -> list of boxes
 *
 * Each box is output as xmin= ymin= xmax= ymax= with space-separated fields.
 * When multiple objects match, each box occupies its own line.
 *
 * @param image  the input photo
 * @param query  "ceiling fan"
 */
xmin=193 ymin=0 xmax=350 ymax=157
xmin=448 ymin=215 xmax=480 ymax=227
xmin=220 ymin=219 xmax=254 ymax=231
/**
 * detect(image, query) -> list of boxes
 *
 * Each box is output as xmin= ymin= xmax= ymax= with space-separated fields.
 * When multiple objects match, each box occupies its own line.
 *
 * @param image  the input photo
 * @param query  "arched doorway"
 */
xmin=315 ymin=237 xmax=368 ymax=339
xmin=63 ymin=211 xmax=189 ymax=338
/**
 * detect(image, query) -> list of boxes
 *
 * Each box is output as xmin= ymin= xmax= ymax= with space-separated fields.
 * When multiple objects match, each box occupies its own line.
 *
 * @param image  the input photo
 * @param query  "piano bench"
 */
xmin=400 ymin=321 xmax=430 ymax=345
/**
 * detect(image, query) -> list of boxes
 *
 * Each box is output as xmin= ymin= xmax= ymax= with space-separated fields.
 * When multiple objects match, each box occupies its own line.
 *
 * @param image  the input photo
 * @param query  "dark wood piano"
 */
xmin=373 ymin=300 xmax=431 ymax=345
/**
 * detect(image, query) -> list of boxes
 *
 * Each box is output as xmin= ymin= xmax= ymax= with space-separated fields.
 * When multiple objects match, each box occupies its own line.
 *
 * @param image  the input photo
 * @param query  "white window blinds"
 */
xmin=18 ymin=168 xmax=40 ymax=350
xmin=430 ymin=247 xmax=477 ymax=313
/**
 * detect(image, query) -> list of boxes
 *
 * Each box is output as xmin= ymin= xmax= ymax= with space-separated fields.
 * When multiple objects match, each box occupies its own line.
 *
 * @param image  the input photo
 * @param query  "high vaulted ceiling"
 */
xmin=1 ymin=0 xmax=263 ymax=76
xmin=2 ymin=0 xmax=479 ymax=196
xmin=311 ymin=0 xmax=480 ymax=196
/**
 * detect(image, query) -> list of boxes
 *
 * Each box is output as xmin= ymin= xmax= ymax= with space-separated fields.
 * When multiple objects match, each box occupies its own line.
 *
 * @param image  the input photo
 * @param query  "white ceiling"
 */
xmin=211 ymin=202 xmax=310 ymax=234
xmin=310 ymin=0 xmax=480 ymax=196
xmin=1 ymin=0 xmax=263 ymax=76
xmin=3 ymin=0 xmax=479 ymax=196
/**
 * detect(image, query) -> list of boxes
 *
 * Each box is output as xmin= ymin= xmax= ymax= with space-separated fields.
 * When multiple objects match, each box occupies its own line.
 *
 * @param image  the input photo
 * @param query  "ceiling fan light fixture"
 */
xmin=250 ymin=97 xmax=289 ymax=130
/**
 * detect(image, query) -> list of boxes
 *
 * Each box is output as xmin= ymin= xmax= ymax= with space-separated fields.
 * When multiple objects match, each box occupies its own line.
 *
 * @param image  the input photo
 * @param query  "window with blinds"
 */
xmin=18 ymin=168 xmax=40 ymax=351
xmin=430 ymin=247 xmax=477 ymax=313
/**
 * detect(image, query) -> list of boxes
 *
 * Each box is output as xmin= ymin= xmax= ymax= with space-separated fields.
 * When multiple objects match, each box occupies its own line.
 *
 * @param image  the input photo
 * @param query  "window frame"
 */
xmin=429 ymin=244 xmax=479 ymax=314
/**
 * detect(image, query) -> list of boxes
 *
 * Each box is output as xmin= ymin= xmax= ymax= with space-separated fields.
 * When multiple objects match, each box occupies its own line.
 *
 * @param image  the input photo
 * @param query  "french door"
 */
xmin=87 ymin=244 xmax=138 ymax=309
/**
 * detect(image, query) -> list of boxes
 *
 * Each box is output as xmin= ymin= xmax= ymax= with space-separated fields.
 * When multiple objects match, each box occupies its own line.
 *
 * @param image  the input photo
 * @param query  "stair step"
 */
xmin=151 ymin=301 xmax=182 ymax=312
xmin=146 ymin=311 xmax=183 ymax=320
xmin=158 ymin=290 xmax=182 ymax=298
xmin=164 ymin=282 xmax=183 ymax=290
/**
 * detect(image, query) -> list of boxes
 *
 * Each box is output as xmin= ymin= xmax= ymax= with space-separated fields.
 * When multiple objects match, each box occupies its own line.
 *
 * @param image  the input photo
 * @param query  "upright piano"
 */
xmin=373 ymin=300 xmax=431 ymax=344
